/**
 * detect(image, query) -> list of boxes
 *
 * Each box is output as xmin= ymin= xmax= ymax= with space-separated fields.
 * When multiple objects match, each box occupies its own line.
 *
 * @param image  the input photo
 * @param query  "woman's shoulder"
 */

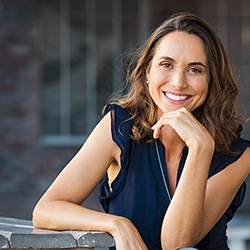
xmin=230 ymin=137 xmax=250 ymax=151
xmin=103 ymin=103 xmax=134 ymax=148
xmin=104 ymin=103 xmax=131 ymax=119
xmin=209 ymin=137 xmax=250 ymax=176
xmin=231 ymin=137 xmax=250 ymax=169
xmin=104 ymin=103 xmax=133 ymax=133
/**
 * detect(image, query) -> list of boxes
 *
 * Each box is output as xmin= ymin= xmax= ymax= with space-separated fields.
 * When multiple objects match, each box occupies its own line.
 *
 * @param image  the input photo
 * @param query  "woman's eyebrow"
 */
xmin=158 ymin=56 xmax=175 ymax=62
xmin=158 ymin=56 xmax=207 ymax=69
xmin=188 ymin=61 xmax=207 ymax=69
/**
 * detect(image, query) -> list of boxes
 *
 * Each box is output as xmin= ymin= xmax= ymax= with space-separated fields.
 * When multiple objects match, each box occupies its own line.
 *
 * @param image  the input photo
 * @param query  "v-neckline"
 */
xmin=155 ymin=139 xmax=188 ymax=199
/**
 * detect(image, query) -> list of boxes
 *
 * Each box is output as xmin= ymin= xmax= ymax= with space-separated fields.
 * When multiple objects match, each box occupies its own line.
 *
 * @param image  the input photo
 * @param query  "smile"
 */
xmin=165 ymin=93 xmax=190 ymax=101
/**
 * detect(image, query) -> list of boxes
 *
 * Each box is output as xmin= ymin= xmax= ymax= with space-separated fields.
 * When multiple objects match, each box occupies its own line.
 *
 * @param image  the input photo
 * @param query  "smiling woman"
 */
xmin=33 ymin=12 xmax=250 ymax=250
xmin=146 ymin=31 xmax=209 ymax=115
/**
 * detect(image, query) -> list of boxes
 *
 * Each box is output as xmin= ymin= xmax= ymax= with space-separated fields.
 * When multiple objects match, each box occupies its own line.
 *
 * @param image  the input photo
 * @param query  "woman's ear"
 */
xmin=146 ymin=66 xmax=151 ymax=82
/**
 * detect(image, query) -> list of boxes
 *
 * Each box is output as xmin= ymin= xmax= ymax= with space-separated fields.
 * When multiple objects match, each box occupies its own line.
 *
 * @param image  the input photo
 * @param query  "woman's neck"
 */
xmin=159 ymin=126 xmax=185 ymax=159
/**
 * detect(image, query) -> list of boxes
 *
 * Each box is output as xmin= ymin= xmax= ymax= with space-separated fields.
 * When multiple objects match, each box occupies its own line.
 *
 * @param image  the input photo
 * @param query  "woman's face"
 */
xmin=146 ymin=31 xmax=210 ymax=117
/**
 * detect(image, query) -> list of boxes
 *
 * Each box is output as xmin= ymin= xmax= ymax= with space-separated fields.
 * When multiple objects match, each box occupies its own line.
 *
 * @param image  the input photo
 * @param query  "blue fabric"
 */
xmin=99 ymin=104 xmax=249 ymax=250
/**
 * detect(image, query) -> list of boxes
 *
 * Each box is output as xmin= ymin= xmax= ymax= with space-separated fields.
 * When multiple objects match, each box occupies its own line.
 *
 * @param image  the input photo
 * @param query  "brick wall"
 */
xmin=0 ymin=0 xmax=81 ymax=219
xmin=0 ymin=0 xmax=103 ymax=219
xmin=0 ymin=0 xmax=41 ymax=218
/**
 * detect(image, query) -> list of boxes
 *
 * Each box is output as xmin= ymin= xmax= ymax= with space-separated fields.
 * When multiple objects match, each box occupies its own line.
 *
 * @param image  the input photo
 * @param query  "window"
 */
xmin=40 ymin=0 xmax=149 ymax=146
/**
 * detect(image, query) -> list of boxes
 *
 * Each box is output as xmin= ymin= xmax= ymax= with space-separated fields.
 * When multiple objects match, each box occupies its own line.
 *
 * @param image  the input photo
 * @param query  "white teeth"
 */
xmin=165 ymin=93 xmax=189 ymax=101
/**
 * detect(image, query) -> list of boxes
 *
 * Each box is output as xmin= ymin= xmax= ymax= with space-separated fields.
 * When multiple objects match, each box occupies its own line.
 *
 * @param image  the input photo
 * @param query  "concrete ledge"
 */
xmin=0 ymin=216 xmax=115 ymax=249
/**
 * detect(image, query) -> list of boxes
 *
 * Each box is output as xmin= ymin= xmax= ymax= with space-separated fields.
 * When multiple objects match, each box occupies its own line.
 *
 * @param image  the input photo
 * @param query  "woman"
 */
xmin=33 ymin=12 xmax=250 ymax=249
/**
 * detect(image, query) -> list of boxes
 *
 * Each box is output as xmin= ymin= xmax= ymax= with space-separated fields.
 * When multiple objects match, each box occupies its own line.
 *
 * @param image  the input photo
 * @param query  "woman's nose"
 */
xmin=170 ymin=70 xmax=188 ymax=90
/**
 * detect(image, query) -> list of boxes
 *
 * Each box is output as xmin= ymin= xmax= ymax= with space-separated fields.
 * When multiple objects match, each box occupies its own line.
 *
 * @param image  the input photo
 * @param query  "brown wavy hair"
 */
xmin=108 ymin=12 xmax=243 ymax=154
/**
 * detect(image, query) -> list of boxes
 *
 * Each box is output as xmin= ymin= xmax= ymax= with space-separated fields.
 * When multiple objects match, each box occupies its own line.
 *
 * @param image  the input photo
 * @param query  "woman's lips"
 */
xmin=164 ymin=92 xmax=191 ymax=101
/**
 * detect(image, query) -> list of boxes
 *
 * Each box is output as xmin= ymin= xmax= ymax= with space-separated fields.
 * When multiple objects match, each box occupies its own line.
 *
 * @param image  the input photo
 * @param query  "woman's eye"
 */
xmin=161 ymin=62 xmax=172 ymax=68
xmin=189 ymin=67 xmax=202 ymax=74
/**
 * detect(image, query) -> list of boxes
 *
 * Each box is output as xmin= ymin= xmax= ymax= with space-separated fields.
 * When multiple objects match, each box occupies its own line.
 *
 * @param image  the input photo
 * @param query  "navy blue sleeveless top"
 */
xmin=99 ymin=104 xmax=249 ymax=250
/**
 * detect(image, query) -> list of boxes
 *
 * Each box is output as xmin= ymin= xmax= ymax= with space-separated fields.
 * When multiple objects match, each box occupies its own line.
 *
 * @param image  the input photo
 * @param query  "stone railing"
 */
xmin=1 ymin=215 xmax=249 ymax=249
xmin=0 ymin=216 xmax=115 ymax=250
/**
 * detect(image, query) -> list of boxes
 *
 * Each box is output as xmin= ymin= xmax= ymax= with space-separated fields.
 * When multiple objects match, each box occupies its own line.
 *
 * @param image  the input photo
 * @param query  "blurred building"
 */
xmin=0 ymin=0 xmax=249 ymax=222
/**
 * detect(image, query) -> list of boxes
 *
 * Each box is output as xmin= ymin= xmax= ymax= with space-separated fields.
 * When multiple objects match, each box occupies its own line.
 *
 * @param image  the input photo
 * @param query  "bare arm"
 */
xmin=152 ymin=108 xmax=250 ymax=249
xmin=33 ymin=112 xmax=147 ymax=250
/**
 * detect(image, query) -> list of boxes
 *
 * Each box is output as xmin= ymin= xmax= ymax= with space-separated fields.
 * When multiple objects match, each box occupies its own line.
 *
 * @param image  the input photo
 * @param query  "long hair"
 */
xmin=108 ymin=12 xmax=243 ymax=154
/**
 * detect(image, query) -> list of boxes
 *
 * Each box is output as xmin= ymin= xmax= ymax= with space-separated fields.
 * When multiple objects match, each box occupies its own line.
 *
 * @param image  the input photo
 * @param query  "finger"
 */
xmin=151 ymin=118 xmax=167 ymax=139
xmin=152 ymin=126 xmax=161 ymax=139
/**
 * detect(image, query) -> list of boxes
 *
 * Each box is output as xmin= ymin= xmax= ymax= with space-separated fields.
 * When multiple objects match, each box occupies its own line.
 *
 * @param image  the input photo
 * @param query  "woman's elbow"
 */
xmin=161 ymin=231 xmax=200 ymax=250
xmin=161 ymin=240 xmax=196 ymax=250
xmin=32 ymin=201 xmax=51 ymax=229
xmin=32 ymin=214 xmax=41 ymax=229
xmin=32 ymin=202 xmax=44 ymax=228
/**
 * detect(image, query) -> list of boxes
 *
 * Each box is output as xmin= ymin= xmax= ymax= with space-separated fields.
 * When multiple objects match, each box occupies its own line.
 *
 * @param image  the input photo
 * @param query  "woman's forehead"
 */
xmin=152 ymin=31 xmax=208 ymax=65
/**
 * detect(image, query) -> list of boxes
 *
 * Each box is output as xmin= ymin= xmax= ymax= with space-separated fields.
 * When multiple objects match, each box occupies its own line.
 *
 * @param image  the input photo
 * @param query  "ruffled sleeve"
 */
xmin=209 ymin=138 xmax=250 ymax=221
xmin=104 ymin=104 xmax=132 ymax=163
xmin=99 ymin=104 xmax=133 ymax=211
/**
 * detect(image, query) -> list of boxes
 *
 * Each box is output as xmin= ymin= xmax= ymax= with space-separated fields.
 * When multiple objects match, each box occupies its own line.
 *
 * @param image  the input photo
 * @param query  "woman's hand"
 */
xmin=152 ymin=107 xmax=214 ymax=150
xmin=111 ymin=217 xmax=148 ymax=250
